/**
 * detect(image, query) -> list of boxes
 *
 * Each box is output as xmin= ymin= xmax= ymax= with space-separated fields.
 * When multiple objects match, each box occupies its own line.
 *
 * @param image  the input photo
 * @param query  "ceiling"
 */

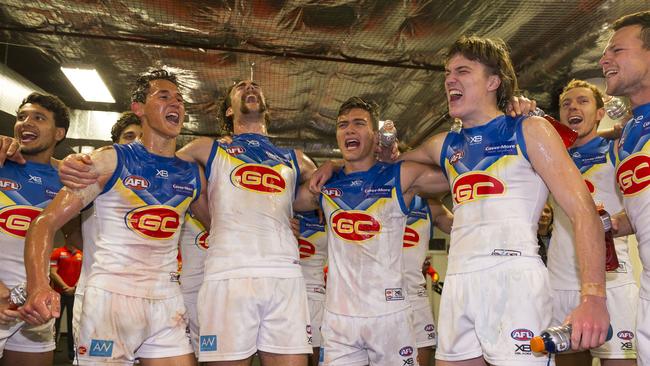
xmin=0 ymin=0 xmax=648 ymax=160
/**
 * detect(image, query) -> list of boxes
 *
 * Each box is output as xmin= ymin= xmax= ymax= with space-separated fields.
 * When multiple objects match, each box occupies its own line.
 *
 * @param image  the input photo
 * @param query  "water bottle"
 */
xmin=530 ymin=324 xmax=613 ymax=353
xmin=378 ymin=120 xmax=397 ymax=147
xmin=450 ymin=118 xmax=463 ymax=133
xmin=8 ymin=283 xmax=27 ymax=310
xmin=598 ymin=204 xmax=620 ymax=272
xmin=604 ymin=96 xmax=629 ymax=120
xmin=529 ymin=108 xmax=578 ymax=148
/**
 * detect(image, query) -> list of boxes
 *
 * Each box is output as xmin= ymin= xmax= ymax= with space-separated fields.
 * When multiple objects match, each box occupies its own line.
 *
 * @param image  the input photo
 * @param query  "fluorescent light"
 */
xmin=60 ymin=67 xmax=115 ymax=103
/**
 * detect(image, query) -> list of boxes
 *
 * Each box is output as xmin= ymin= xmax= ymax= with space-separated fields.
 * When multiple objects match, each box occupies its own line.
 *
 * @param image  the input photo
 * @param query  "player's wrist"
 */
xmin=580 ymin=282 xmax=606 ymax=299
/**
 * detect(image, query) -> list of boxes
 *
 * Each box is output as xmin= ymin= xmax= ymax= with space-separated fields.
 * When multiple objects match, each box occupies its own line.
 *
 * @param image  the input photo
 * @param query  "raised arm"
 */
xmin=189 ymin=165 xmax=211 ymax=230
xmin=294 ymin=181 xmax=321 ymax=212
xmin=176 ymin=137 xmax=214 ymax=168
xmin=523 ymin=116 xmax=609 ymax=350
xmin=429 ymin=198 xmax=453 ymax=234
xmin=295 ymin=149 xmax=318 ymax=184
xmin=400 ymin=161 xmax=449 ymax=207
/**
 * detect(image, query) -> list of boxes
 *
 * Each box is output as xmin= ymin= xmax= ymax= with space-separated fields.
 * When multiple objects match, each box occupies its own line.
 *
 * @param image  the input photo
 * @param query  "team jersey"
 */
xmin=75 ymin=206 xmax=96 ymax=297
xmin=0 ymin=160 xmax=62 ymax=288
xmin=549 ymin=137 xmax=635 ymax=290
xmin=296 ymin=210 xmax=327 ymax=299
xmin=179 ymin=211 xmax=209 ymax=297
xmin=87 ymin=142 xmax=200 ymax=299
xmin=614 ymin=102 xmax=650 ymax=298
xmin=402 ymin=195 xmax=433 ymax=301
xmin=203 ymin=133 xmax=301 ymax=280
xmin=440 ymin=115 xmax=548 ymax=274
xmin=320 ymin=162 xmax=409 ymax=317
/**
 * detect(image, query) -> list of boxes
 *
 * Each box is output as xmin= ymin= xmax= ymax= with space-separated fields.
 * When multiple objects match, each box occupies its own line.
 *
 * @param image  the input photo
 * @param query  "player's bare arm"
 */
xmin=523 ymin=116 xmax=610 ymax=351
xmin=429 ymin=199 xmax=453 ymax=234
xmin=189 ymin=166 xmax=211 ymax=230
xmin=397 ymin=133 xmax=446 ymax=167
xmin=176 ymin=136 xmax=214 ymax=168
xmin=294 ymin=181 xmax=320 ymax=213
xmin=400 ymin=161 xmax=449 ymax=208
xmin=296 ymin=149 xmax=318 ymax=184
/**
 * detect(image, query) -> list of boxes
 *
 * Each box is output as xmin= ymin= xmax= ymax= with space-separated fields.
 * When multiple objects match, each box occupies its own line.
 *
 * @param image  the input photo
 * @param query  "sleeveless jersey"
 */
xmin=402 ymin=195 xmax=433 ymax=301
xmin=440 ymin=115 xmax=548 ymax=274
xmin=88 ymin=142 xmax=200 ymax=299
xmin=75 ymin=206 xmax=96 ymax=296
xmin=204 ymin=133 xmax=301 ymax=280
xmin=179 ymin=211 xmax=209 ymax=297
xmin=296 ymin=210 xmax=327 ymax=300
xmin=321 ymin=162 xmax=409 ymax=317
xmin=0 ymin=160 xmax=62 ymax=288
xmin=549 ymin=137 xmax=635 ymax=290
xmin=614 ymin=102 xmax=650 ymax=298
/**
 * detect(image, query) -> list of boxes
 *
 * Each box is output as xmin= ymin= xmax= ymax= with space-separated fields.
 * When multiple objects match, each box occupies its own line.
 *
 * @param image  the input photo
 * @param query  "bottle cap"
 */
xmin=530 ymin=336 xmax=546 ymax=353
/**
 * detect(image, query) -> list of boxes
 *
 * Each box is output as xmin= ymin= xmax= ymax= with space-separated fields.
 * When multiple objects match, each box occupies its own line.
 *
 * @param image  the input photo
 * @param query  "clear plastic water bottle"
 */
xmin=530 ymin=324 xmax=613 ymax=353
xmin=8 ymin=283 xmax=27 ymax=310
xmin=604 ymin=96 xmax=629 ymax=120
xmin=378 ymin=120 xmax=397 ymax=147
xmin=450 ymin=118 xmax=462 ymax=133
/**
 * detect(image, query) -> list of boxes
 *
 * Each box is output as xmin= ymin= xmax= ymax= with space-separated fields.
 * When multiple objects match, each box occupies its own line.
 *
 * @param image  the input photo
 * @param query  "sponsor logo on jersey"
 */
xmin=364 ymin=186 xmax=391 ymax=198
xmin=226 ymin=146 xmax=246 ymax=155
xmin=0 ymin=205 xmax=42 ymax=238
xmin=125 ymin=206 xmax=180 ymax=240
xmin=246 ymin=139 xmax=260 ymax=147
xmin=172 ymin=183 xmax=194 ymax=197
xmin=155 ymin=169 xmax=168 ymax=178
xmin=0 ymin=178 xmax=20 ymax=191
xmin=322 ymin=187 xmax=342 ymax=198
xmin=123 ymin=175 xmax=150 ymax=190
xmin=331 ymin=211 xmax=381 ymax=242
xmin=449 ymin=150 xmax=464 ymax=165
xmin=89 ymin=339 xmax=113 ymax=357
xmin=385 ymin=288 xmax=404 ymax=301
xmin=484 ymin=143 xmax=517 ymax=156
xmin=617 ymin=330 xmax=634 ymax=340
xmin=195 ymin=230 xmax=209 ymax=249
xmin=584 ymin=179 xmax=595 ymax=194
xmin=231 ymin=164 xmax=286 ymax=193
xmin=399 ymin=346 xmax=414 ymax=357
xmin=491 ymin=249 xmax=521 ymax=256
xmin=511 ymin=328 xmax=534 ymax=341
xmin=298 ymin=238 xmax=316 ymax=259
xmin=616 ymin=154 xmax=650 ymax=195
xmin=467 ymin=135 xmax=482 ymax=145
xmin=402 ymin=226 xmax=420 ymax=248
xmin=452 ymin=172 xmax=505 ymax=204
xmin=200 ymin=335 xmax=217 ymax=352
xmin=28 ymin=175 xmax=42 ymax=185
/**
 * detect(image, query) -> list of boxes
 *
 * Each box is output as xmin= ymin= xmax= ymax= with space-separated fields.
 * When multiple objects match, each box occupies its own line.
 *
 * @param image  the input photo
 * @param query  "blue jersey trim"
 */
xmin=439 ymin=132 xmax=454 ymax=180
xmin=394 ymin=161 xmax=409 ymax=215
xmin=424 ymin=199 xmax=434 ymax=239
xmin=101 ymin=144 xmax=123 ymax=195
xmin=515 ymin=116 xmax=529 ymax=162
xmin=191 ymin=163 xmax=201 ymax=204
xmin=290 ymin=149 xmax=301 ymax=199
xmin=205 ymin=140 xmax=219 ymax=180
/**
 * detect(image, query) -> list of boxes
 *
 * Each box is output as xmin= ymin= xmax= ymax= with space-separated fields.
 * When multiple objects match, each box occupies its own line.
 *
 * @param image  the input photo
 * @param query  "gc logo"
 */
xmin=0 ymin=206 xmax=42 ymax=238
xmin=231 ymin=164 xmax=286 ymax=194
xmin=616 ymin=153 xmax=650 ymax=195
xmin=125 ymin=205 xmax=180 ymax=240
xmin=452 ymin=172 xmax=505 ymax=204
xmin=331 ymin=210 xmax=381 ymax=242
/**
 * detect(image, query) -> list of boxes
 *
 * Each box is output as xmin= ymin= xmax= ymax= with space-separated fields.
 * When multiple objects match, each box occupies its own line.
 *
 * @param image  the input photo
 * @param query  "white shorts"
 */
xmin=437 ymin=262 xmax=553 ymax=365
xmin=637 ymin=296 xmax=650 ymax=365
xmin=411 ymin=296 xmax=436 ymax=348
xmin=321 ymin=308 xmax=417 ymax=366
xmin=552 ymin=284 xmax=638 ymax=359
xmin=308 ymin=297 xmax=325 ymax=348
xmin=0 ymin=318 xmax=55 ymax=356
xmin=184 ymin=296 xmax=199 ymax=355
xmin=76 ymin=287 xmax=193 ymax=365
xmin=72 ymin=292 xmax=83 ymax=346
xmin=197 ymin=277 xmax=312 ymax=362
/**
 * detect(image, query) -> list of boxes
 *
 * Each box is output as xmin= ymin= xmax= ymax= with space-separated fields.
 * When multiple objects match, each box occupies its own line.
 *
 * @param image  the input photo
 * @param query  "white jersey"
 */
xmin=441 ymin=115 xmax=548 ymax=274
xmin=549 ymin=137 xmax=635 ymax=290
xmin=179 ymin=212 xmax=208 ymax=296
xmin=88 ymin=142 xmax=199 ymax=299
xmin=402 ymin=196 xmax=433 ymax=301
xmin=321 ymin=162 xmax=409 ymax=317
xmin=203 ymin=134 xmax=301 ymax=280
xmin=75 ymin=206 xmax=96 ymax=296
xmin=615 ymin=103 xmax=650 ymax=298
xmin=296 ymin=211 xmax=327 ymax=300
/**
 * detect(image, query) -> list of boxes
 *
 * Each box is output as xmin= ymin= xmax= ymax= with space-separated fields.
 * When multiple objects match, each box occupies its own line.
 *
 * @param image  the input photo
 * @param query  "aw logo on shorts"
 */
xmin=331 ymin=211 xmax=381 ymax=242
xmin=0 ymin=205 xmax=42 ymax=238
xmin=452 ymin=172 xmax=505 ymax=204
xmin=616 ymin=153 xmax=650 ymax=195
xmin=125 ymin=205 xmax=180 ymax=240
xmin=231 ymin=164 xmax=286 ymax=194
xmin=200 ymin=335 xmax=217 ymax=352
xmin=89 ymin=339 xmax=113 ymax=357
xmin=584 ymin=179 xmax=595 ymax=194
xmin=195 ymin=230 xmax=209 ymax=249
xmin=298 ymin=238 xmax=316 ymax=259
xmin=0 ymin=178 xmax=20 ymax=191
xmin=123 ymin=175 xmax=150 ymax=190
xmin=402 ymin=227 xmax=420 ymax=248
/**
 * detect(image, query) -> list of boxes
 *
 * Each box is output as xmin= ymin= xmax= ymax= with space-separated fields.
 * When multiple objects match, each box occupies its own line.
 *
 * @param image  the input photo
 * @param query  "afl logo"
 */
xmin=299 ymin=238 xmax=315 ymax=259
xmin=616 ymin=153 xmax=650 ymax=196
xmin=226 ymin=146 xmax=246 ymax=156
xmin=0 ymin=206 xmax=41 ymax=238
xmin=124 ymin=175 xmax=150 ymax=190
xmin=510 ymin=328 xmax=534 ymax=341
xmin=424 ymin=324 xmax=435 ymax=332
xmin=231 ymin=164 xmax=286 ymax=194
xmin=399 ymin=346 xmax=414 ymax=357
xmin=331 ymin=211 xmax=381 ymax=242
xmin=449 ymin=150 xmax=464 ymax=165
xmin=403 ymin=226 xmax=420 ymax=248
xmin=617 ymin=330 xmax=634 ymax=340
xmin=452 ymin=172 xmax=505 ymax=204
xmin=322 ymin=187 xmax=342 ymax=198
xmin=0 ymin=178 xmax=20 ymax=191
xmin=125 ymin=206 xmax=180 ymax=240
xmin=584 ymin=179 xmax=595 ymax=194
xmin=195 ymin=230 xmax=209 ymax=249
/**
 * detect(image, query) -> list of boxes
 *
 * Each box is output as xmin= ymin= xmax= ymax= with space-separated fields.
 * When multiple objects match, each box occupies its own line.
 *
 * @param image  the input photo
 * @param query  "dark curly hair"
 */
xmin=337 ymin=96 xmax=380 ymax=130
xmin=18 ymin=92 xmax=70 ymax=143
xmin=110 ymin=112 xmax=141 ymax=143
xmin=130 ymin=69 xmax=179 ymax=103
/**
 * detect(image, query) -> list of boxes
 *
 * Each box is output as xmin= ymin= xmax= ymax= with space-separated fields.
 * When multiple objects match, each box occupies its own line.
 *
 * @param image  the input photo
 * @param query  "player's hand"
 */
xmin=0 ymin=135 xmax=26 ymax=167
xmin=564 ymin=295 xmax=609 ymax=351
xmin=0 ymin=299 xmax=20 ymax=325
xmin=309 ymin=160 xmax=339 ymax=194
xmin=506 ymin=95 xmax=537 ymax=117
xmin=376 ymin=141 xmax=399 ymax=162
xmin=63 ymin=286 xmax=75 ymax=296
xmin=59 ymin=153 xmax=98 ymax=189
xmin=18 ymin=286 xmax=60 ymax=325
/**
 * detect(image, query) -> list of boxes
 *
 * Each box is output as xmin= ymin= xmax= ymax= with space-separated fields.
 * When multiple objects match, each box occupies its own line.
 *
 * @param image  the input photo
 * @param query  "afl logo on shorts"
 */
xmin=125 ymin=205 xmax=180 ymax=240
xmin=0 ymin=206 xmax=41 ymax=238
xmin=402 ymin=226 xmax=420 ymax=248
xmin=616 ymin=153 xmax=650 ymax=195
xmin=452 ymin=172 xmax=505 ymax=204
xmin=0 ymin=178 xmax=20 ymax=191
xmin=510 ymin=328 xmax=534 ymax=341
xmin=584 ymin=179 xmax=595 ymax=194
xmin=331 ymin=211 xmax=380 ymax=242
xmin=231 ymin=164 xmax=286 ymax=194
xmin=123 ymin=175 xmax=150 ymax=190
xmin=617 ymin=330 xmax=634 ymax=340
xmin=399 ymin=346 xmax=414 ymax=357
xmin=195 ymin=230 xmax=209 ymax=249
xmin=298 ymin=238 xmax=316 ymax=259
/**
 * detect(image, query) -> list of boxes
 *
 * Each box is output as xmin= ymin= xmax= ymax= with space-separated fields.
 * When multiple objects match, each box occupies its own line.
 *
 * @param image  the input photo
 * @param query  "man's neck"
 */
xmin=572 ymin=130 xmax=598 ymax=148
xmin=629 ymin=84 xmax=650 ymax=110
xmin=343 ymin=156 xmax=377 ymax=174
xmin=234 ymin=117 xmax=267 ymax=136
xmin=24 ymin=149 xmax=54 ymax=165
xmin=139 ymin=133 xmax=176 ymax=157
xmin=458 ymin=106 xmax=503 ymax=128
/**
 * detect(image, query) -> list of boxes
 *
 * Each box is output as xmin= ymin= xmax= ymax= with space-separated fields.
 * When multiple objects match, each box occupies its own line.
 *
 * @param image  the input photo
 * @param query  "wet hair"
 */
xmin=18 ymin=92 xmax=70 ymax=141
xmin=613 ymin=11 xmax=650 ymax=49
xmin=110 ymin=111 xmax=141 ymax=143
xmin=559 ymin=79 xmax=605 ymax=109
xmin=221 ymin=83 xmax=236 ymax=134
xmin=130 ymin=69 xmax=179 ymax=103
xmin=445 ymin=35 xmax=518 ymax=112
xmin=337 ymin=96 xmax=380 ymax=130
